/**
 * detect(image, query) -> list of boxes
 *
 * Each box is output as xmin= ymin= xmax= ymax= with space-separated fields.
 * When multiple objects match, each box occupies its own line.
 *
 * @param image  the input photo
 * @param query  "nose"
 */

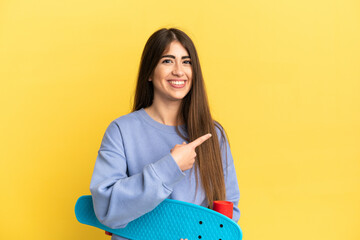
xmin=172 ymin=62 xmax=184 ymax=77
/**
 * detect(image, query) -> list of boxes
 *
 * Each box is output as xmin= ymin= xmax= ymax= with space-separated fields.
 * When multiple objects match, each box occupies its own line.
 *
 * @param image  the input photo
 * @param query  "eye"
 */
xmin=183 ymin=60 xmax=192 ymax=65
xmin=162 ymin=59 xmax=173 ymax=64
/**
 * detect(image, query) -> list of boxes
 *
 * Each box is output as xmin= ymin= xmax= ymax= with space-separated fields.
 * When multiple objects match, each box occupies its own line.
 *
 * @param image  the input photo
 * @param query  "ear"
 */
xmin=149 ymin=72 xmax=154 ymax=82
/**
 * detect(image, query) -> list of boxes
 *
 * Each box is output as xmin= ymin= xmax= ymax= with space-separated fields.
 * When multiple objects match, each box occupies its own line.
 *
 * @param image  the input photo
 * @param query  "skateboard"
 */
xmin=75 ymin=195 xmax=242 ymax=240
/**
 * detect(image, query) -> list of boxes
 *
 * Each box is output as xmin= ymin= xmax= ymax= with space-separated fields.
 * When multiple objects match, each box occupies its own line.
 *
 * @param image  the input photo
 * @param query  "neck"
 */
xmin=144 ymin=99 xmax=183 ymax=126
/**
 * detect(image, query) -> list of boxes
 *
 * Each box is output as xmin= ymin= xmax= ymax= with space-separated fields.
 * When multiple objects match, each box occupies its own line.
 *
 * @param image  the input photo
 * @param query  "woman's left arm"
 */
xmin=217 ymin=126 xmax=241 ymax=222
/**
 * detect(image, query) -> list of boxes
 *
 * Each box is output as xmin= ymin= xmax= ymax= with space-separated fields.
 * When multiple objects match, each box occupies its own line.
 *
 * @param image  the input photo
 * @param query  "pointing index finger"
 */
xmin=189 ymin=133 xmax=212 ymax=148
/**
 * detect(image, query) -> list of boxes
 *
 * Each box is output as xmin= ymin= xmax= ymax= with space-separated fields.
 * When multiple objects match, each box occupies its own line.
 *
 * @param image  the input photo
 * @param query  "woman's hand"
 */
xmin=170 ymin=133 xmax=212 ymax=171
xmin=180 ymin=239 xmax=188 ymax=240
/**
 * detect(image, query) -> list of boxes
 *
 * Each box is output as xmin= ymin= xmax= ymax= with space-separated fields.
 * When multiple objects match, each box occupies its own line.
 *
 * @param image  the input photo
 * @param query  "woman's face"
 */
xmin=150 ymin=41 xmax=192 ymax=104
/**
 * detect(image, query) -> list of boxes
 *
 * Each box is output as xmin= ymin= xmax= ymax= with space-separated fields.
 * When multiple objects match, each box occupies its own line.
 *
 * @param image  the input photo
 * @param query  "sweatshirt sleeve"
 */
xmin=217 ymin=125 xmax=241 ymax=222
xmin=89 ymin=121 xmax=185 ymax=229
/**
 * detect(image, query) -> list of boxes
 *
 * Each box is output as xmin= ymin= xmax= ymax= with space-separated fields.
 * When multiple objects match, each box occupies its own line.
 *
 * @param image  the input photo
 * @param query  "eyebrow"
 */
xmin=161 ymin=55 xmax=191 ymax=59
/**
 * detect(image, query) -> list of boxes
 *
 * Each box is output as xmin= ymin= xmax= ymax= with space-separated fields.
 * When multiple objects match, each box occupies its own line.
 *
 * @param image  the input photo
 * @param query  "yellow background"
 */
xmin=1 ymin=0 xmax=359 ymax=239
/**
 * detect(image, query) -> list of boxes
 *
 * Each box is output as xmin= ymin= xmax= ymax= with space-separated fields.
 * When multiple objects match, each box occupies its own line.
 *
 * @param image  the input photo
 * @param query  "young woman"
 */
xmin=90 ymin=28 xmax=240 ymax=240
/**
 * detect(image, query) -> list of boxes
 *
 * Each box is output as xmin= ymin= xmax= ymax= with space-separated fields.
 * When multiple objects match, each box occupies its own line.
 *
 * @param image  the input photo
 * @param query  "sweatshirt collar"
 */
xmin=138 ymin=108 xmax=187 ymax=135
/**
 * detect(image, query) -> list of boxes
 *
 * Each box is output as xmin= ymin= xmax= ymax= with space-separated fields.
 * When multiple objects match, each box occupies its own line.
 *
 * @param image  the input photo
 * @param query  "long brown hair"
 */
xmin=132 ymin=28 xmax=229 ymax=208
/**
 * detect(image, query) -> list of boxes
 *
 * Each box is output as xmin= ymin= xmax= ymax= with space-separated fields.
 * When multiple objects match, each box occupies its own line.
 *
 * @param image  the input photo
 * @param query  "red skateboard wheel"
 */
xmin=213 ymin=201 xmax=233 ymax=219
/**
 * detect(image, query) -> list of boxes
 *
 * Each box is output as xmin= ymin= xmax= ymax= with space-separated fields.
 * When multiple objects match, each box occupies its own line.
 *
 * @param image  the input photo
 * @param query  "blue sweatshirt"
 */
xmin=90 ymin=108 xmax=240 ymax=240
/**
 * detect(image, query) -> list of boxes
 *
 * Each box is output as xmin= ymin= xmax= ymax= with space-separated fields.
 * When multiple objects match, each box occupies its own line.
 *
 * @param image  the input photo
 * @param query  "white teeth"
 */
xmin=169 ymin=81 xmax=185 ymax=85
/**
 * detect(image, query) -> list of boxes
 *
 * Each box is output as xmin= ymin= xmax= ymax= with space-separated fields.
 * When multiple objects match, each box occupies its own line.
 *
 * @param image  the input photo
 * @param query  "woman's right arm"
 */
xmin=89 ymin=121 xmax=185 ymax=229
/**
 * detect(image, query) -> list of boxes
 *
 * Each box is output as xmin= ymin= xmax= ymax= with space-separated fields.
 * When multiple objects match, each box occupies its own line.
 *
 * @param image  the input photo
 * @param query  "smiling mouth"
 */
xmin=168 ymin=80 xmax=186 ymax=88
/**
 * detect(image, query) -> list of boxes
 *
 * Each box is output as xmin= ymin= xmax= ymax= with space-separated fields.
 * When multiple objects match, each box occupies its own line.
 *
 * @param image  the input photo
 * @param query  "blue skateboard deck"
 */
xmin=75 ymin=195 xmax=242 ymax=240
